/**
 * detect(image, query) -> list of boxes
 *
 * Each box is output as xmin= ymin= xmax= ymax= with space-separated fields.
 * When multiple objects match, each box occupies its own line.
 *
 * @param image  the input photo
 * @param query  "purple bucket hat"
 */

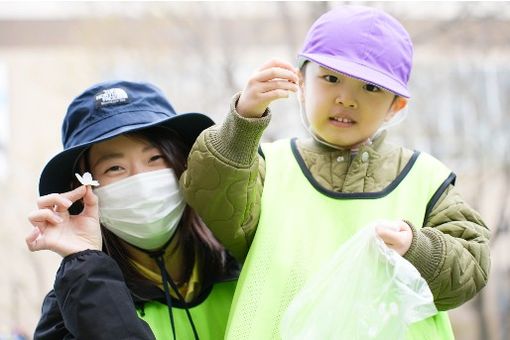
xmin=298 ymin=5 xmax=413 ymax=98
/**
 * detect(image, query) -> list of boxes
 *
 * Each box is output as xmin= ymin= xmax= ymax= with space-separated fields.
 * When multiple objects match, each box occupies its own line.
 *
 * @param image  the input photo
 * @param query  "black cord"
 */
xmin=166 ymin=273 xmax=200 ymax=340
xmin=152 ymin=253 xmax=200 ymax=340
xmin=154 ymin=254 xmax=177 ymax=340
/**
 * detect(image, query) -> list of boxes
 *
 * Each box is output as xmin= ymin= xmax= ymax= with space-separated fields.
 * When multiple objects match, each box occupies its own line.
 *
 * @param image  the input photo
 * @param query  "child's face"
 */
xmin=88 ymin=135 xmax=169 ymax=187
xmin=300 ymin=63 xmax=407 ymax=148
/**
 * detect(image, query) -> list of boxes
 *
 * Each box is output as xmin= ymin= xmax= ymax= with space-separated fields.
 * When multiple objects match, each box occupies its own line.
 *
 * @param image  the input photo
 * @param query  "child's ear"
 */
xmin=385 ymin=97 xmax=408 ymax=121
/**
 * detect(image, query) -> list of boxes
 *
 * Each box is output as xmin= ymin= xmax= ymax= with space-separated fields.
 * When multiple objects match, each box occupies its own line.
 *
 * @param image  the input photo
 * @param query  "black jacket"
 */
xmin=34 ymin=250 xmax=155 ymax=340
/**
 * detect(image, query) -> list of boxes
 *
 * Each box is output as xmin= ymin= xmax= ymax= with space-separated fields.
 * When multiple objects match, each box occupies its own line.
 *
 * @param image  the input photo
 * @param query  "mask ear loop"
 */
xmin=379 ymin=104 xmax=409 ymax=131
xmin=298 ymin=87 xmax=341 ymax=150
xmin=372 ymin=100 xmax=409 ymax=142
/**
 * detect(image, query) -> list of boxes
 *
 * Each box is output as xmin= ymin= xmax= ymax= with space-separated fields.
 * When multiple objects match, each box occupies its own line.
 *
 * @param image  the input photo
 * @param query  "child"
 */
xmin=180 ymin=5 xmax=490 ymax=340
xmin=26 ymin=80 xmax=239 ymax=339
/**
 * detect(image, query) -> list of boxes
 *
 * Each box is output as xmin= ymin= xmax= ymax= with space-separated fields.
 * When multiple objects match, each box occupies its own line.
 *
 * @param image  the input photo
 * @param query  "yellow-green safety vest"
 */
xmin=225 ymin=139 xmax=456 ymax=340
xmin=138 ymin=279 xmax=237 ymax=340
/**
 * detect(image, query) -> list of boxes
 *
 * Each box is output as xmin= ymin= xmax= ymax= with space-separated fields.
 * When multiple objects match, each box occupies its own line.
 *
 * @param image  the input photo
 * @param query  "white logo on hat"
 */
xmin=95 ymin=88 xmax=129 ymax=107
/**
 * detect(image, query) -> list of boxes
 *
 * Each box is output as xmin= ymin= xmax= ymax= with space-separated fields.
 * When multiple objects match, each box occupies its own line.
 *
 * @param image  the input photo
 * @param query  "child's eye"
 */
xmin=364 ymin=83 xmax=381 ymax=92
xmin=323 ymin=75 xmax=339 ymax=83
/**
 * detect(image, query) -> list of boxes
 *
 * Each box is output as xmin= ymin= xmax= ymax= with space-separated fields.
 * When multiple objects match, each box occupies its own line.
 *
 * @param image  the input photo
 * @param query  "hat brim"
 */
xmin=38 ymin=112 xmax=213 ymax=197
xmin=299 ymin=53 xmax=410 ymax=98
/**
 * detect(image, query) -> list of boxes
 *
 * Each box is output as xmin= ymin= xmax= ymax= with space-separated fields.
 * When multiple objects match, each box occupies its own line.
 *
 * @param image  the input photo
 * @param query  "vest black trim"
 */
xmin=258 ymin=145 xmax=265 ymax=160
xmin=136 ymin=277 xmax=238 ymax=309
xmin=132 ymin=254 xmax=240 ymax=309
xmin=289 ymin=138 xmax=420 ymax=200
xmin=423 ymin=172 xmax=457 ymax=224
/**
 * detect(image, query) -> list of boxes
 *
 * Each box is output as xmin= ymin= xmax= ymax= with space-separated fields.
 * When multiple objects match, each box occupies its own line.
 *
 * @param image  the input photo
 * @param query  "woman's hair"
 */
xmin=75 ymin=126 xmax=229 ymax=293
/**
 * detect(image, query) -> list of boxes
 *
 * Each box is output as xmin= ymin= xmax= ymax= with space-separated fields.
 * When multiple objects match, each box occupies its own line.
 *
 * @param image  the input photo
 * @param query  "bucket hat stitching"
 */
xmin=67 ymin=109 xmax=172 ymax=145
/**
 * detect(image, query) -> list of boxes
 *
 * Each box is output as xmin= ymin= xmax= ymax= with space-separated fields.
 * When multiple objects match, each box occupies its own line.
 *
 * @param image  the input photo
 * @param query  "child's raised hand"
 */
xmin=237 ymin=59 xmax=299 ymax=118
xmin=26 ymin=185 xmax=102 ymax=257
xmin=375 ymin=221 xmax=413 ymax=256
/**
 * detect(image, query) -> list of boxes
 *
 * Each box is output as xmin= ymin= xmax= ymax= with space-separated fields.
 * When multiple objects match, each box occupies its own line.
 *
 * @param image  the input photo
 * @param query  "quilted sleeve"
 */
xmin=180 ymin=93 xmax=270 ymax=262
xmin=403 ymin=185 xmax=491 ymax=310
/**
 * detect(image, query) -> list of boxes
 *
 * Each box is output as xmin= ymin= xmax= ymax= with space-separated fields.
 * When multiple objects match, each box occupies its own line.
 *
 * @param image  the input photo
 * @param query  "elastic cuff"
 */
xmin=56 ymin=250 xmax=113 ymax=286
xmin=403 ymin=223 xmax=446 ymax=283
xmin=207 ymin=92 xmax=271 ymax=167
xmin=62 ymin=249 xmax=104 ymax=263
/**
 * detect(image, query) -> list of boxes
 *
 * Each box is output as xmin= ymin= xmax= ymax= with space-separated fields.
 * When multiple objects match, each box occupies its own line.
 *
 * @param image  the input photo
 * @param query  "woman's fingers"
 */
xmin=25 ymin=227 xmax=45 ymax=252
xmin=27 ymin=186 xmax=101 ymax=256
xmin=36 ymin=186 xmax=86 ymax=212
xmin=36 ymin=193 xmax=73 ymax=211
xmin=28 ymin=208 xmax=63 ymax=226
xmin=81 ymin=186 xmax=99 ymax=219
xmin=61 ymin=186 xmax=87 ymax=207
xmin=25 ymin=227 xmax=40 ymax=251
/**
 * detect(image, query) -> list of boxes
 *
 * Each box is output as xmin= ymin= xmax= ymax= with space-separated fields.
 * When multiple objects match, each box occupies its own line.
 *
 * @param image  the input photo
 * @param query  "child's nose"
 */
xmin=335 ymin=91 xmax=358 ymax=109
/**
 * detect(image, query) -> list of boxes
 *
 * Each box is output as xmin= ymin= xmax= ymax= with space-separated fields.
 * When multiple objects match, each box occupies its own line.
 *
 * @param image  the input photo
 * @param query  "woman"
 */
xmin=26 ymin=80 xmax=238 ymax=339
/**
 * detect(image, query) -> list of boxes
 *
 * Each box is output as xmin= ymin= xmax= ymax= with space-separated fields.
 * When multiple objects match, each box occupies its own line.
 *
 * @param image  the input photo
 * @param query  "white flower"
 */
xmin=75 ymin=172 xmax=100 ymax=186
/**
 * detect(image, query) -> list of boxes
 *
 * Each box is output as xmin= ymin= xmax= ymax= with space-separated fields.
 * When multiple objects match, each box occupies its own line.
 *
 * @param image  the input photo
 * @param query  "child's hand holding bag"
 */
xmin=281 ymin=222 xmax=437 ymax=340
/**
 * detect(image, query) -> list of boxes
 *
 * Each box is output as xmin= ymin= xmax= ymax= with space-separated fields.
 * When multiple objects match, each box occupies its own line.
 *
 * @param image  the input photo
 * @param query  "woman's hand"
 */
xmin=375 ymin=220 xmax=413 ymax=256
xmin=236 ymin=58 xmax=299 ymax=118
xmin=26 ymin=185 xmax=102 ymax=257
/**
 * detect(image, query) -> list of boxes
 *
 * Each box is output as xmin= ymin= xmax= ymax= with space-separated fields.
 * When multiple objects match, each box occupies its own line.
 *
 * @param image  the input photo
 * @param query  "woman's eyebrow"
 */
xmin=142 ymin=145 xmax=158 ymax=152
xmin=92 ymin=152 xmax=123 ymax=169
xmin=92 ymin=145 xmax=157 ymax=168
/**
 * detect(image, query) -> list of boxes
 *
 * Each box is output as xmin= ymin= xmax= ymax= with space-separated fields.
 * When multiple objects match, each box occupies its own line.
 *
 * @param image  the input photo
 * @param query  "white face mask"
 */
xmin=94 ymin=168 xmax=186 ymax=250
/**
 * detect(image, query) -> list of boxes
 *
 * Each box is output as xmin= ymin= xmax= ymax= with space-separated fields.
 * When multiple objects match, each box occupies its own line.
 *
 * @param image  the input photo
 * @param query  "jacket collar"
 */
xmin=300 ymin=130 xmax=388 ymax=155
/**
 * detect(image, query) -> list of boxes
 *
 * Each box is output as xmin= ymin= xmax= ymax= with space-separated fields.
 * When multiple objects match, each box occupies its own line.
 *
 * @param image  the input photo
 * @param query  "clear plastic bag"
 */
xmin=281 ymin=222 xmax=437 ymax=340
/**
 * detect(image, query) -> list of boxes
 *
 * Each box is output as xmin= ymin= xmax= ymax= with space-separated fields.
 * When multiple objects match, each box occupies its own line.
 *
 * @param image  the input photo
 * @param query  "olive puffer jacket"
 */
xmin=180 ymin=94 xmax=490 ymax=311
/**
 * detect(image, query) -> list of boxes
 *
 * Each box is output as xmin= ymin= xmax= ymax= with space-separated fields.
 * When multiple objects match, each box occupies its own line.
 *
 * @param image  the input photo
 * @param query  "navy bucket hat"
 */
xmin=39 ymin=80 xmax=214 ymax=197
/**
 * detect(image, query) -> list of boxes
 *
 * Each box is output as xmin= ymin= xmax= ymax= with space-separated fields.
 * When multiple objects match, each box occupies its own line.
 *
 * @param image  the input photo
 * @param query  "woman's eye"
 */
xmin=105 ymin=165 xmax=122 ymax=174
xmin=323 ymin=75 xmax=339 ymax=83
xmin=149 ymin=154 xmax=164 ymax=162
xmin=364 ymin=83 xmax=381 ymax=92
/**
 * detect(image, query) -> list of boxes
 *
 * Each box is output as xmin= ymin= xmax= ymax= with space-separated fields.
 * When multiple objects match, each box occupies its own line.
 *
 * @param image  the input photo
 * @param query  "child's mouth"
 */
xmin=330 ymin=116 xmax=355 ymax=127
